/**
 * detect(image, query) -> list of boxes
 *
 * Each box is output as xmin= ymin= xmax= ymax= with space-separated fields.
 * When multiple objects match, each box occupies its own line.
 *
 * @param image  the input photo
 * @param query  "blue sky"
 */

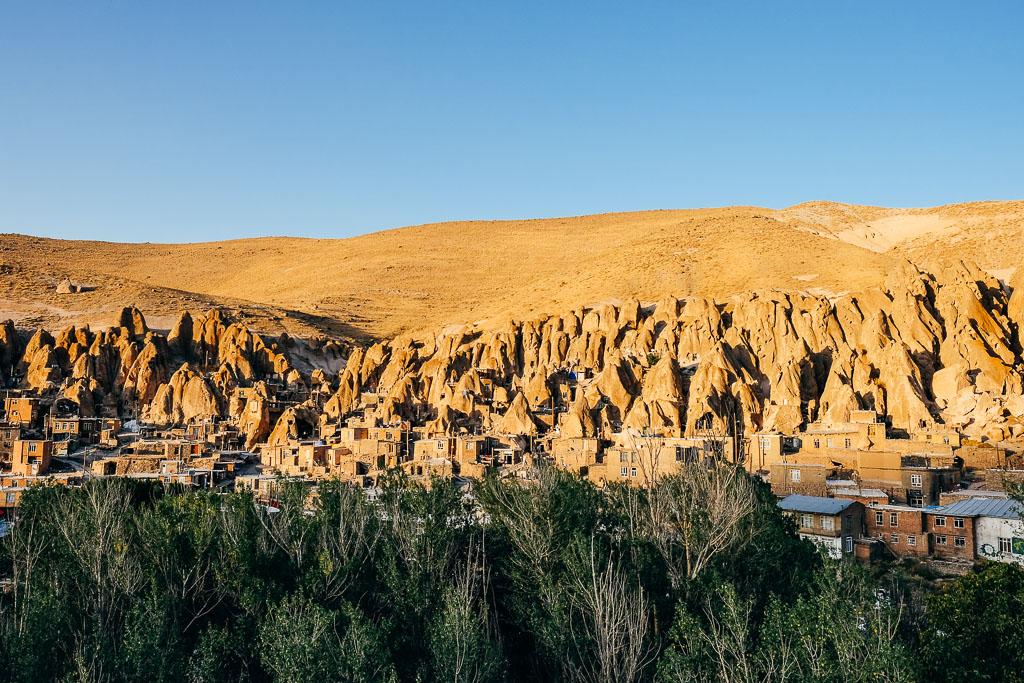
xmin=2 ymin=1 xmax=1022 ymax=243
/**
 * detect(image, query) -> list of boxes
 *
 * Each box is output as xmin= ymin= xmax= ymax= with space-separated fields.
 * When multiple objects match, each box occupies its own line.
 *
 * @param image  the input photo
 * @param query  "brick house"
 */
xmin=865 ymin=504 xmax=929 ymax=558
xmin=924 ymin=504 xmax=976 ymax=561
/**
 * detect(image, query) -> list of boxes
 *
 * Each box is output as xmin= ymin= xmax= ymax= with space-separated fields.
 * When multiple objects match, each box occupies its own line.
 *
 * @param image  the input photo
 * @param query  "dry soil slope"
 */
xmin=2 ymin=201 xmax=1021 ymax=339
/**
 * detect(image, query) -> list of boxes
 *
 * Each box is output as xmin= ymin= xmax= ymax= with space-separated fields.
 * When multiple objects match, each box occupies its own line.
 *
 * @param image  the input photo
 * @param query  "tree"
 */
xmin=921 ymin=561 xmax=1024 ymax=682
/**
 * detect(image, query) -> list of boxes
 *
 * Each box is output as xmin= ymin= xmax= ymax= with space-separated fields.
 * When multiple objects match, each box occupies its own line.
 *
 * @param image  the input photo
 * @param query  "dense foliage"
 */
xmin=0 ymin=466 xmax=1020 ymax=682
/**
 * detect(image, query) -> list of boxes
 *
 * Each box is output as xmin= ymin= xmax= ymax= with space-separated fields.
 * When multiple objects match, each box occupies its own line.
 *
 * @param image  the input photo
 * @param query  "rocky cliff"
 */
xmin=2 ymin=258 xmax=1022 ymax=446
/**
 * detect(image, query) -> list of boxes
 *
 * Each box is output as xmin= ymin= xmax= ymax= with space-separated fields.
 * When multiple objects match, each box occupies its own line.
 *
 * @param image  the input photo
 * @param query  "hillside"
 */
xmin=2 ymin=201 xmax=1022 ymax=340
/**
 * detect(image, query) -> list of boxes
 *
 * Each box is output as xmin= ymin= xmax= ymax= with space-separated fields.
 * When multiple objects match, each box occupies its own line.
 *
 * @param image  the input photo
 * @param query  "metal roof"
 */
xmin=778 ymin=494 xmax=856 ymax=515
xmin=928 ymin=497 xmax=1023 ymax=519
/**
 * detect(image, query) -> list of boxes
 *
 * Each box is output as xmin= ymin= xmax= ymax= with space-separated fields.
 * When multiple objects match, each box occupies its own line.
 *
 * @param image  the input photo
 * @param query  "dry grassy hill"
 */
xmin=2 ymin=201 xmax=1021 ymax=340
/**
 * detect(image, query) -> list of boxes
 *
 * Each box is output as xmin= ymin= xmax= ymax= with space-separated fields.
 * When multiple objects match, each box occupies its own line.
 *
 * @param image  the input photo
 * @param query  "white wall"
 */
xmin=976 ymin=516 xmax=1024 ymax=565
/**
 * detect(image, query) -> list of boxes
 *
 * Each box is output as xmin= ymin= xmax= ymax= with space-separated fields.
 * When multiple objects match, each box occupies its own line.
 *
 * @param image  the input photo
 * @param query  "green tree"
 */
xmin=922 ymin=561 xmax=1024 ymax=682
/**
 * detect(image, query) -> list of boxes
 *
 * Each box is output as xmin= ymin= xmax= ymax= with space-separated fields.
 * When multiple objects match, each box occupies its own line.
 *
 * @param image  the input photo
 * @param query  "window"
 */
xmin=999 ymin=537 xmax=1012 ymax=553
xmin=890 ymin=512 xmax=899 ymax=526
xmin=436 ymin=440 xmax=444 ymax=450
xmin=934 ymin=516 xmax=946 ymax=527
xmin=910 ymin=474 xmax=922 ymax=487
xmin=813 ymin=439 xmax=820 ymax=449
xmin=675 ymin=447 xmax=683 ymax=462
xmin=845 ymin=536 xmax=853 ymax=552
xmin=801 ymin=514 xmax=813 ymax=528
xmin=943 ymin=436 xmax=950 ymax=445
xmin=844 ymin=438 xmax=851 ymax=448
xmin=875 ymin=511 xmax=884 ymax=525
xmin=821 ymin=517 xmax=834 ymax=531
xmin=826 ymin=438 xmax=834 ymax=448
xmin=907 ymin=535 xmax=916 ymax=546
xmin=760 ymin=437 xmax=771 ymax=452
xmin=954 ymin=536 xmax=966 ymax=548
xmin=790 ymin=469 xmax=801 ymax=482
xmin=842 ymin=515 xmax=851 ymax=531
xmin=936 ymin=535 xmax=947 ymax=546
xmin=620 ymin=452 xmax=628 ymax=463
xmin=953 ymin=517 xmax=964 ymax=529
xmin=890 ymin=534 xmax=898 ymax=544
xmin=28 ymin=443 xmax=36 ymax=453
xmin=5 ymin=493 xmax=13 ymax=504
xmin=630 ymin=467 xmax=637 ymax=478
xmin=620 ymin=466 xmax=628 ymax=477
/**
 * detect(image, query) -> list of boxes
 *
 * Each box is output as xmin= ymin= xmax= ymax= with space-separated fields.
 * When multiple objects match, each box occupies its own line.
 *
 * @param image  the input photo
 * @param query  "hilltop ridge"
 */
xmin=1 ymin=200 xmax=1021 ymax=340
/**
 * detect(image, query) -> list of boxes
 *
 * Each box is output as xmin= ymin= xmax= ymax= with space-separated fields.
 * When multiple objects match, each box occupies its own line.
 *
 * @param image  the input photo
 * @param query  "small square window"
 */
xmin=826 ymin=438 xmax=834 ymax=448
xmin=934 ymin=516 xmax=946 ymax=527
xmin=936 ymin=535 xmax=947 ymax=546
xmin=790 ymin=469 xmax=801 ymax=482
xmin=910 ymin=474 xmax=922 ymax=487
xmin=890 ymin=534 xmax=898 ymax=544
xmin=999 ymin=537 xmax=1012 ymax=553
xmin=954 ymin=517 xmax=964 ymax=529
xmin=801 ymin=514 xmax=813 ymax=528
xmin=630 ymin=467 xmax=637 ymax=478
xmin=813 ymin=439 xmax=820 ymax=449
xmin=821 ymin=517 xmax=834 ymax=531
xmin=907 ymin=535 xmax=916 ymax=546
xmin=619 ymin=452 xmax=628 ymax=463
xmin=954 ymin=536 xmax=966 ymax=548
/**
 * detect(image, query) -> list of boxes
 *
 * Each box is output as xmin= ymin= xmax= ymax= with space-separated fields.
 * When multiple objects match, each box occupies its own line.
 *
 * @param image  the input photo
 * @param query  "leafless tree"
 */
xmin=3 ymin=515 xmax=48 ymax=638
xmin=480 ymin=464 xmax=558 ymax=580
xmin=429 ymin=537 xmax=502 ymax=683
xmin=663 ymin=587 xmax=798 ymax=683
xmin=313 ymin=481 xmax=382 ymax=603
xmin=566 ymin=539 xmax=654 ymax=683
xmin=53 ymin=480 xmax=142 ymax=643
xmin=632 ymin=429 xmax=759 ymax=587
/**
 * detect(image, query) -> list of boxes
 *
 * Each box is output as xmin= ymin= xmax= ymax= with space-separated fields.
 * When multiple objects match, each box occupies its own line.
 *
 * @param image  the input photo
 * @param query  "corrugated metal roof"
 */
xmin=928 ymin=497 xmax=1023 ymax=519
xmin=778 ymin=494 xmax=856 ymax=515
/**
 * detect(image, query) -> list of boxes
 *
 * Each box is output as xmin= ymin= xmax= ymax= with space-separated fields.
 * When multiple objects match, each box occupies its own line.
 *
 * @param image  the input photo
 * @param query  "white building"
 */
xmin=968 ymin=498 xmax=1024 ymax=565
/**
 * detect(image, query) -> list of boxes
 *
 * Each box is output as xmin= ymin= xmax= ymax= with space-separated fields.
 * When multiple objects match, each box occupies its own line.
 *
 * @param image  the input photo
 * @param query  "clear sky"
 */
xmin=2 ymin=1 xmax=1022 ymax=243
